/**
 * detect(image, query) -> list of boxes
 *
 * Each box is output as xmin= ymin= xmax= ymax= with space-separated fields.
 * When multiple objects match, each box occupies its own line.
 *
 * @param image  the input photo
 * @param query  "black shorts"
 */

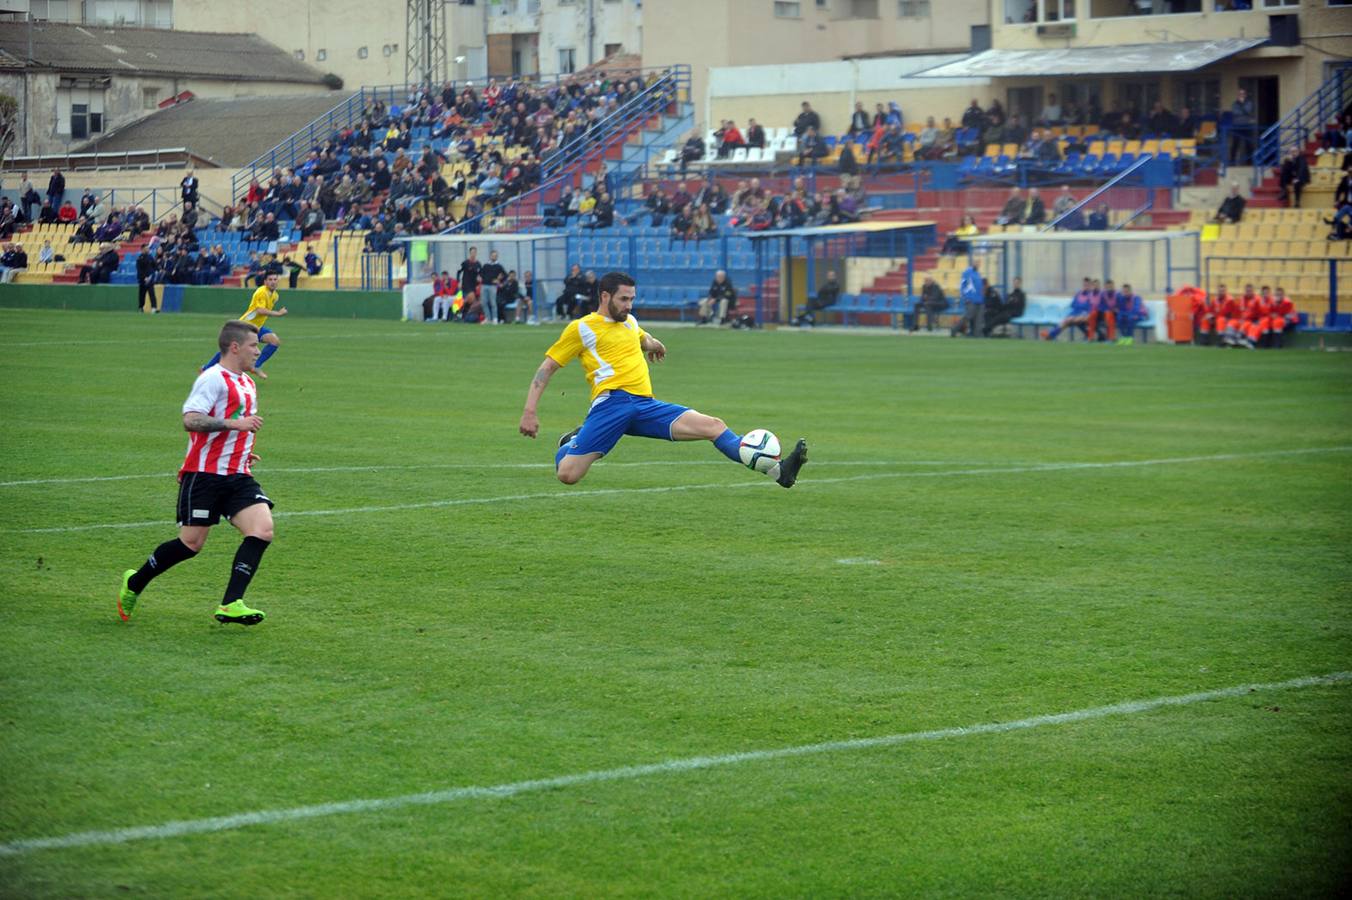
xmin=176 ymin=472 xmax=274 ymax=527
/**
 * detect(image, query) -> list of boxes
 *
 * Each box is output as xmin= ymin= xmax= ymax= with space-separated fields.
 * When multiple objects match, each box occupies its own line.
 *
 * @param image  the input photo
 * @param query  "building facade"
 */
xmin=643 ymin=0 xmax=992 ymax=126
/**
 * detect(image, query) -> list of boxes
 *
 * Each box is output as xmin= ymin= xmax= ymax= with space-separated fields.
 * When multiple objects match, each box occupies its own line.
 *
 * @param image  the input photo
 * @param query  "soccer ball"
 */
xmin=739 ymin=429 xmax=781 ymax=473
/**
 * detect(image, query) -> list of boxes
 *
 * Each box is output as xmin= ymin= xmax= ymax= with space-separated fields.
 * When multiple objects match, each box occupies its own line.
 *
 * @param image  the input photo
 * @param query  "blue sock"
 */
xmin=256 ymin=342 xmax=278 ymax=368
xmin=713 ymin=428 xmax=742 ymax=463
xmin=1047 ymin=325 xmax=1061 ymax=340
xmin=202 ymin=351 xmax=221 ymax=370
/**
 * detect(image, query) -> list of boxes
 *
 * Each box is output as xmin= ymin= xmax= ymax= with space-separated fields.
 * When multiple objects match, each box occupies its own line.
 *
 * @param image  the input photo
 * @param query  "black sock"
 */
xmin=128 ymin=538 xmax=198 ymax=594
xmin=222 ymin=536 xmax=270 ymax=604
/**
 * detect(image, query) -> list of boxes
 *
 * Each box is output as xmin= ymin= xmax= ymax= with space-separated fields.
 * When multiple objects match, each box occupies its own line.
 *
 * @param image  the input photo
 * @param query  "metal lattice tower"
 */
xmin=405 ymin=0 xmax=449 ymax=88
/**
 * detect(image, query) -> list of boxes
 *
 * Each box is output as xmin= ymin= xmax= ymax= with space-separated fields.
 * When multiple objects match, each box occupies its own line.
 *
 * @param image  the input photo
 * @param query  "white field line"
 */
xmin=0 ymin=332 xmax=429 ymax=348
xmin=7 ymin=446 xmax=1350 ymax=536
xmin=0 ymin=460 xmax=981 ymax=489
xmin=2 ymin=670 xmax=1347 ymax=859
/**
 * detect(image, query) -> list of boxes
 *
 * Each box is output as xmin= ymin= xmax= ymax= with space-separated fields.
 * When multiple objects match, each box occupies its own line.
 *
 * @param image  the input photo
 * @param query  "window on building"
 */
xmin=774 ymin=1 xmax=803 ymax=16
xmin=898 ymin=0 xmax=930 ymax=16
xmin=1118 ymin=80 xmax=1161 ymax=117
xmin=294 ymin=49 xmax=305 ymax=60
xmin=1260 ymin=0 xmax=1298 ymax=7
xmin=558 ymin=47 xmax=576 ymax=73
xmin=844 ymin=0 xmax=878 ymax=16
xmin=146 ymin=0 xmax=173 ymax=27
xmin=29 ymin=0 xmax=73 ymax=21
xmin=357 ymin=46 xmax=368 ymax=59
xmin=817 ymin=0 xmax=829 ymax=7
xmin=89 ymin=0 xmax=138 ymax=24
xmin=1175 ymin=78 xmax=1220 ymax=116
xmin=604 ymin=42 xmax=622 ymax=57
xmin=142 ymin=87 xmax=160 ymax=109
xmin=1061 ymin=80 xmax=1102 ymax=116
xmin=1099 ymin=0 xmax=1199 ymax=13
xmin=317 ymin=48 xmax=327 ymax=61
xmin=57 ymin=86 xmax=105 ymax=139
xmin=1006 ymin=0 xmax=1076 ymax=21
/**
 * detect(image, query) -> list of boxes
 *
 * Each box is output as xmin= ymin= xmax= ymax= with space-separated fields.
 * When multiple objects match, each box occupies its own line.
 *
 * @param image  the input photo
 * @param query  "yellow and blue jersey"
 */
xmin=546 ymin=313 xmax=651 ymax=400
xmin=239 ymin=285 xmax=278 ymax=327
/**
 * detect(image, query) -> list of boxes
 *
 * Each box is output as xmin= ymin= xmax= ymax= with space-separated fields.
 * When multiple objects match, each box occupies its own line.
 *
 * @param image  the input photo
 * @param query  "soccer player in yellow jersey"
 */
xmin=519 ymin=271 xmax=808 ymax=487
xmin=201 ymin=272 xmax=288 ymax=378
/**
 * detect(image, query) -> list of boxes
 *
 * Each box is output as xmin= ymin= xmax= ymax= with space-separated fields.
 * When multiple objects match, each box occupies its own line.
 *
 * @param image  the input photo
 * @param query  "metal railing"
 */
xmin=232 ymin=64 xmax=691 ymax=205
xmin=1043 ymin=155 xmax=1157 ymax=232
xmin=2 ymin=147 xmax=212 ymax=172
xmin=1253 ymin=67 xmax=1352 ymax=182
xmin=56 ymin=187 xmax=225 ymax=223
xmin=446 ymin=66 xmax=689 ymax=236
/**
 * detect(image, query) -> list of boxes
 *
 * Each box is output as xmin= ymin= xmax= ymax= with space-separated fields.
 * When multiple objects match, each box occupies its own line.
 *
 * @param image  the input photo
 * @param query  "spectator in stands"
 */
xmin=1005 ymin=114 xmax=1028 ymax=147
xmin=46 ymin=169 xmax=66 ymax=210
xmin=669 ymin=203 xmax=695 ymax=241
xmin=304 ymin=245 xmax=324 ymax=277
xmin=1050 ymin=185 xmax=1077 ymax=228
xmin=1213 ymin=182 xmax=1246 ymax=224
xmin=669 ymin=180 xmax=694 ymax=216
xmin=690 ymin=202 xmax=716 ymax=240
xmin=180 ymin=168 xmax=199 ymax=206
xmin=57 ymin=201 xmax=77 ymax=224
xmin=1022 ymin=188 xmax=1047 ymax=227
xmin=952 ymin=259 xmax=985 ymax=337
xmin=1229 ymin=88 xmax=1256 ymax=165
xmin=78 ymin=188 xmax=97 ymax=218
xmin=94 ymin=211 xmax=124 ymax=244
xmin=363 ymin=222 xmax=391 ymax=254
xmin=0 ymin=201 xmax=14 ymax=240
xmin=826 ymin=191 xmax=860 ymax=225
xmin=698 ymin=270 xmax=738 ymax=325
xmin=796 ymin=127 xmax=828 ymax=167
xmin=80 ymin=243 xmax=120 ymax=285
xmin=696 ymin=179 xmax=729 ymax=215
xmin=1327 ymin=203 xmax=1352 ymax=241
xmin=996 ymin=188 xmax=1026 ymax=226
xmin=941 ymin=214 xmax=979 ymax=255
xmin=776 ymin=190 xmax=808 ymax=229
xmin=871 ymin=123 xmax=905 ymax=170
xmin=792 ymin=270 xmax=840 ymax=327
xmin=16 ymin=173 xmax=39 ymax=222
xmin=1040 ymin=93 xmax=1063 ymax=127
xmin=717 ymin=119 xmax=745 ymax=158
xmin=679 ymin=131 xmax=705 ymax=174
xmin=583 ymin=192 xmax=615 ymax=229
xmin=745 ymin=119 xmax=766 ymax=150
xmin=0 ymin=242 xmax=28 ymax=281
xmin=914 ymin=275 xmax=947 ymax=332
xmin=849 ymin=101 xmax=871 ymax=136
xmin=71 ymin=215 xmax=94 ymax=244
xmin=961 ymin=98 xmax=986 ymax=134
xmin=793 ymin=101 xmax=822 ymax=139
xmin=917 ymin=117 xmax=941 ymax=160
xmin=1279 ymin=147 xmax=1310 ymax=208
xmin=1173 ymin=106 xmax=1199 ymax=141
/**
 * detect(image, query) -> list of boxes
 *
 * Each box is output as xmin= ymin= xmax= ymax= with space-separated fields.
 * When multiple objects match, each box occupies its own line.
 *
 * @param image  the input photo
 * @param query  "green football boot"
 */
xmin=215 ymin=599 xmax=266 ymax=626
xmin=117 ymin=569 xmax=140 ymax=622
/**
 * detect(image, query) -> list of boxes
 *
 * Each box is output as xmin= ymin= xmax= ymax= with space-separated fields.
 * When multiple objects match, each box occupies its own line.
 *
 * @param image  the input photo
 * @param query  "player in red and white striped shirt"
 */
xmin=117 ymin=320 xmax=277 ymax=626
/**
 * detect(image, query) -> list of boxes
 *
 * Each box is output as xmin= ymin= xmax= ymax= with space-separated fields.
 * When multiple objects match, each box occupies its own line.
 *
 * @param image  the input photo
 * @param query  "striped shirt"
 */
xmin=179 ymin=365 xmax=258 ymax=478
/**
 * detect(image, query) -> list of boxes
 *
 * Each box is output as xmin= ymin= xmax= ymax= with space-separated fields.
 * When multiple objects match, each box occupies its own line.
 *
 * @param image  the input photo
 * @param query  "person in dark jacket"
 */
xmin=46 ymin=169 xmax=66 ymax=209
xmin=913 ymin=275 xmax=947 ymax=332
xmin=793 ymin=101 xmax=822 ymax=138
xmin=556 ymin=264 xmax=589 ymax=319
xmin=792 ymin=271 xmax=840 ymax=327
xmin=136 ymin=247 xmax=159 ymax=312
xmin=1279 ymin=148 xmax=1311 ymax=208
xmin=697 ymin=270 xmax=738 ymax=325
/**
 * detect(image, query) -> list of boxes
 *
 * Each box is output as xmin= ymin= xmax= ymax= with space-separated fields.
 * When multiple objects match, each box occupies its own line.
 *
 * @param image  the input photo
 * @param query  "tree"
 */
xmin=0 ymin=93 xmax=18 ymax=166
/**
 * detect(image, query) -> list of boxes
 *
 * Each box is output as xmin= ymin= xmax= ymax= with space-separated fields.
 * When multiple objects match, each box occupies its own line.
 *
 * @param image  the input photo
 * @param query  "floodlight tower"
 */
xmin=406 ymin=0 xmax=449 ymax=88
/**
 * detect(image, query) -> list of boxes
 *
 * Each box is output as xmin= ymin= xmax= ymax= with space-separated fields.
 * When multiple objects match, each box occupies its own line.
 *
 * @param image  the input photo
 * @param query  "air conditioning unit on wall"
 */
xmin=1037 ymin=23 xmax=1076 ymax=38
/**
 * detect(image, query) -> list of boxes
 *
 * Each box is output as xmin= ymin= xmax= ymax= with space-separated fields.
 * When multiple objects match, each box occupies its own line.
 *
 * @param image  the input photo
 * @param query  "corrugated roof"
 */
xmin=914 ymin=38 xmax=1266 ymax=78
xmin=0 ymin=21 xmax=329 ymax=84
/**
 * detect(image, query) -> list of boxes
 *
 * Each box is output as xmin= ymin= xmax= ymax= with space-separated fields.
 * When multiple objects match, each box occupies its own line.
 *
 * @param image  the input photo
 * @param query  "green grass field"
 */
xmin=2 ymin=306 xmax=1350 ymax=897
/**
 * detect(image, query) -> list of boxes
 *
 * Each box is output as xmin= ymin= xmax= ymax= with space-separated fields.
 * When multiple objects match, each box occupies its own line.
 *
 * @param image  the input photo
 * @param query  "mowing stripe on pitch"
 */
xmin=2 ymin=671 xmax=1347 ymax=858
xmin=9 ymin=446 xmax=1350 ymax=535
xmin=0 ymin=459 xmax=981 ymax=488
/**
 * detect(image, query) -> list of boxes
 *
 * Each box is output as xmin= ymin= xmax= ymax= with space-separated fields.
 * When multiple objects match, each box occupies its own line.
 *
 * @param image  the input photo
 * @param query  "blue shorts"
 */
xmin=259 ymin=326 xmax=274 ymax=339
xmin=563 ymin=390 xmax=691 ymax=458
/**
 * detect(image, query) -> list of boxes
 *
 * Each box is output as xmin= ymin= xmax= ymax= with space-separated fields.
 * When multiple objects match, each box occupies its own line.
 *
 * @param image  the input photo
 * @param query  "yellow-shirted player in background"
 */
xmin=202 ymin=272 xmax=288 ymax=379
xmin=519 ymin=271 xmax=808 ymax=487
